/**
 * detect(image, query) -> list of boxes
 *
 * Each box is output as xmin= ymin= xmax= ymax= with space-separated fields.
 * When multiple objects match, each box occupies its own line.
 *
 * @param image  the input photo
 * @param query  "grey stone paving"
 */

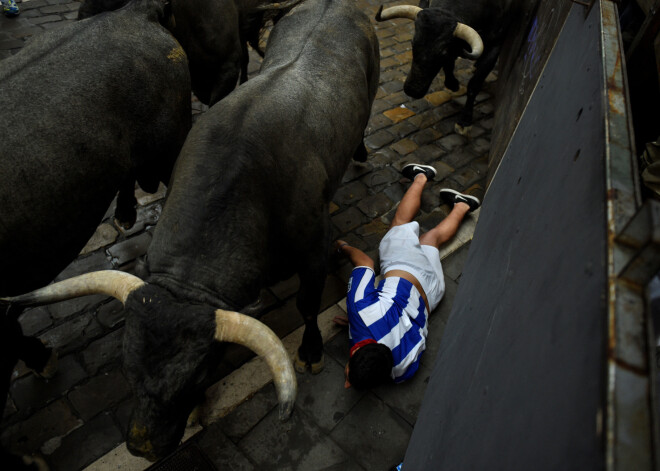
xmin=1 ymin=0 xmax=495 ymax=469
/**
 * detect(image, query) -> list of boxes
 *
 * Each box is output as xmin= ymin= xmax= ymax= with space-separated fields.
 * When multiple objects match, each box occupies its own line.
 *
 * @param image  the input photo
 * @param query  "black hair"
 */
xmin=347 ymin=343 xmax=394 ymax=390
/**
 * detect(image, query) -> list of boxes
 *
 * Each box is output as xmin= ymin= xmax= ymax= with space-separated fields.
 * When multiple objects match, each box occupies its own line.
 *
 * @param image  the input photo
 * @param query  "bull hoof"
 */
xmin=293 ymin=351 xmax=308 ymax=374
xmin=310 ymin=356 xmax=325 ymax=375
xmin=278 ymin=399 xmax=295 ymax=422
xmin=187 ymin=406 xmax=200 ymax=427
xmin=114 ymin=217 xmax=135 ymax=231
xmin=293 ymin=351 xmax=325 ymax=374
xmin=36 ymin=349 xmax=58 ymax=379
xmin=454 ymin=123 xmax=472 ymax=137
xmin=22 ymin=455 xmax=49 ymax=471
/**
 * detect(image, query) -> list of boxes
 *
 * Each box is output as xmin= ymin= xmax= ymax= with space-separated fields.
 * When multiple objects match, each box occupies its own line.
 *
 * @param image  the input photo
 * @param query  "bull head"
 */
xmin=2 ymin=271 xmax=296 ymax=461
xmin=375 ymin=4 xmax=483 ymax=98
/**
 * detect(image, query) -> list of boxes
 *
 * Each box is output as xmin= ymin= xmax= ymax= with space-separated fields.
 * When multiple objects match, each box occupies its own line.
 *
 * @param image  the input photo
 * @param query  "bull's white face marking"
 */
xmin=167 ymin=46 xmax=186 ymax=64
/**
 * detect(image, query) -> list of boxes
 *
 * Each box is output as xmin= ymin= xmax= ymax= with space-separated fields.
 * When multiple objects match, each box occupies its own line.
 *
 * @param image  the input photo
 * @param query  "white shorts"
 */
xmin=379 ymin=221 xmax=445 ymax=311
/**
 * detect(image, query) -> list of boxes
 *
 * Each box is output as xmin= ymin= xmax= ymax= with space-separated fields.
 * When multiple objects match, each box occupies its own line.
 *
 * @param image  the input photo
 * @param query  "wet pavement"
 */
xmin=1 ymin=0 xmax=496 ymax=469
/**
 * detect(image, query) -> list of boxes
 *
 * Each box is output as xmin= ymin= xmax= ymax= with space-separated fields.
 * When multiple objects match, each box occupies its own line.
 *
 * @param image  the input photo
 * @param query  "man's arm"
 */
xmin=334 ymin=240 xmax=375 ymax=269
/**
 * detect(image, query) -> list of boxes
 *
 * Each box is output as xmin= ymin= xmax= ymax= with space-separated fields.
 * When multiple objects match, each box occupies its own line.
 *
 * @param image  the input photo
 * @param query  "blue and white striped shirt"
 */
xmin=346 ymin=266 xmax=428 ymax=382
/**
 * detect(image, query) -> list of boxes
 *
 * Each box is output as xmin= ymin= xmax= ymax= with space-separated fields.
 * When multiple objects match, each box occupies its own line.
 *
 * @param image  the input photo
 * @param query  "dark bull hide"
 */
xmin=0 ymin=0 xmax=190 ymax=297
xmin=2 ymin=0 xmax=380 ymax=461
xmin=376 ymin=0 xmax=520 ymax=135
xmin=79 ymin=0 xmax=302 ymax=106
xmin=0 ymin=0 xmax=190 ymax=464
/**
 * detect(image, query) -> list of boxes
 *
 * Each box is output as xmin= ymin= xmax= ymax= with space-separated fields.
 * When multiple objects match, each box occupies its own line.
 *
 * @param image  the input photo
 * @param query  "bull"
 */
xmin=0 ymin=0 xmax=191 ymax=297
xmin=376 ymin=0 xmax=517 ymax=135
xmin=0 ymin=0 xmax=191 ymax=465
xmin=2 ymin=0 xmax=380 ymax=461
xmin=78 ymin=0 xmax=302 ymax=106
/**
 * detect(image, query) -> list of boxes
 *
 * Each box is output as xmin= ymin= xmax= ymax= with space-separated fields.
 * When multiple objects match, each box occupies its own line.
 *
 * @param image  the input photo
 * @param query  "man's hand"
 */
xmin=333 ymin=315 xmax=349 ymax=327
xmin=334 ymin=240 xmax=349 ymax=254
xmin=333 ymin=240 xmax=375 ymax=270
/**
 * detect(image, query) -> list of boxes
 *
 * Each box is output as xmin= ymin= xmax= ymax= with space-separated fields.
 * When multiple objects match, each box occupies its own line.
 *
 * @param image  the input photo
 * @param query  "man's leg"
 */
xmin=419 ymin=202 xmax=470 ymax=247
xmin=391 ymin=174 xmax=426 ymax=227
xmin=420 ymin=189 xmax=480 ymax=248
xmin=392 ymin=163 xmax=437 ymax=228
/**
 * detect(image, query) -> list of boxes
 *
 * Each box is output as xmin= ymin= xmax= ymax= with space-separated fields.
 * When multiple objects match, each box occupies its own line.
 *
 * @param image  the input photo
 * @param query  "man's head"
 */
xmin=344 ymin=343 xmax=394 ymax=390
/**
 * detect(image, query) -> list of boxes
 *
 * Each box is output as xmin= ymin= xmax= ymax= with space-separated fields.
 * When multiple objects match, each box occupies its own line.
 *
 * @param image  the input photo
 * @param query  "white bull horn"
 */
xmin=454 ymin=23 xmax=484 ymax=59
xmin=375 ymin=4 xmax=422 ymax=21
xmin=1 ymin=271 xmax=145 ymax=307
xmin=214 ymin=309 xmax=297 ymax=420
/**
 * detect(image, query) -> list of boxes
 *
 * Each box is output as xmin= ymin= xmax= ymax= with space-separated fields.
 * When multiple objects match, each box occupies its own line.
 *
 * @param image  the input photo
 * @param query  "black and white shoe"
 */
xmin=401 ymin=163 xmax=436 ymax=181
xmin=439 ymin=188 xmax=481 ymax=212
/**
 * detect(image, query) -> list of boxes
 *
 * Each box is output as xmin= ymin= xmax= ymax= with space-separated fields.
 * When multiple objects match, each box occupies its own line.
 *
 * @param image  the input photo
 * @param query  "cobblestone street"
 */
xmin=1 ymin=0 xmax=496 ymax=469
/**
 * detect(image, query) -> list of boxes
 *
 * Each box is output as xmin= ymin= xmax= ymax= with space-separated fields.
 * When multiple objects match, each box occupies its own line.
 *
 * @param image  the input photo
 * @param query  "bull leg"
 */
xmin=239 ymin=41 xmax=250 ymax=84
xmin=1 ymin=449 xmax=48 ymax=471
xmin=115 ymin=182 xmax=138 ymax=230
xmin=1 ymin=307 xmax=56 ymax=410
xmin=443 ymin=59 xmax=460 ymax=92
xmin=456 ymin=46 xmax=500 ymax=135
xmin=294 ymin=271 xmax=325 ymax=374
xmin=239 ymin=10 xmax=267 ymax=85
xmin=12 ymin=306 xmax=57 ymax=379
xmin=246 ymin=12 xmax=266 ymax=58
xmin=1 ymin=313 xmax=20 ymax=424
xmin=250 ymin=40 xmax=265 ymax=58
xmin=18 ymin=334 xmax=57 ymax=379
xmin=294 ymin=233 xmax=329 ymax=374
xmin=353 ymin=140 xmax=368 ymax=162
xmin=209 ymin=60 xmax=241 ymax=105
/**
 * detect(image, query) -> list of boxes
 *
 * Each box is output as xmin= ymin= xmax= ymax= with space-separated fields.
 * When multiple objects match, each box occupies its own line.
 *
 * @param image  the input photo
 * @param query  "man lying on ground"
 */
xmin=335 ymin=163 xmax=480 ymax=389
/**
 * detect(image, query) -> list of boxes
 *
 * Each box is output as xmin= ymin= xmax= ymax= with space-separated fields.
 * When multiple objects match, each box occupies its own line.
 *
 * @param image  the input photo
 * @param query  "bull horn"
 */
xmin=375 ymin=5 xmax=422 ymax=21
xmin=0 ymin=271 xmax=145 ymax=307
xmin=214 ymin=309 xmax=296 ymax=420
xmin=454 ymin=23 xmax=483 ymax=59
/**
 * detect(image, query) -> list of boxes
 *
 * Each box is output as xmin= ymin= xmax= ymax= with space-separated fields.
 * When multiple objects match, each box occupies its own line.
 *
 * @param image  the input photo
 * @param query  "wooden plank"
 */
xmin=488 ymin=0 xmax=573 ymax=185
xmin=404 ymin=4 xmax=609 ymax=468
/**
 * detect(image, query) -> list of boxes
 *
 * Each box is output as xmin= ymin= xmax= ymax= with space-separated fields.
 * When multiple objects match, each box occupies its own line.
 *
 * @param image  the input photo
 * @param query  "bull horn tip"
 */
xmin=278 ymin=401 xmax=295 ymax=422
xmin=375 ymin=5 xmax=384 ymax=21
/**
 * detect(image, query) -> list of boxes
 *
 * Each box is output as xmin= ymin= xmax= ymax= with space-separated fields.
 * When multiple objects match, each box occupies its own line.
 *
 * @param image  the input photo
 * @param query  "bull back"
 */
xmin=0 ymin=1 xmax=191 ymax=295
xmin=144 ymin=0 xmax=379 ymax=308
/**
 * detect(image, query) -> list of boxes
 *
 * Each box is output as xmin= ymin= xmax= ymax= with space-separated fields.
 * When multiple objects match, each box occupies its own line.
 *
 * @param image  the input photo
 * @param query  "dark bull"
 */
xmin=0 ymin=0 xmax=190 ymax=297
xmin=78 ymin=0 xmax=303 ymax=106
xmin=0 ymin=0 xmax=191 ymax=463
xmin=1 ymin=272 xmax=296 ymax=461
xmin=376 ymin=0 xmax=519 ymax=135
xmin=2 ymin=0 xmax=380 ymax=461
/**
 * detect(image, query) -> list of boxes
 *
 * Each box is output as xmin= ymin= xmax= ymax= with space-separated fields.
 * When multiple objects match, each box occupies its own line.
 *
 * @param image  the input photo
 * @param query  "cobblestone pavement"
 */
xmin=1 ymin=0 xmax=496 ymax=469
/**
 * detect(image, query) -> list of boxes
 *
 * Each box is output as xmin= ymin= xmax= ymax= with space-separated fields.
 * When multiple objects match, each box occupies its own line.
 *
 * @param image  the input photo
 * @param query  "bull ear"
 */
xmin=0 ymin=271 xmax=145 ymax=307
xmin=214 ymin=309 xmax=296 ymax=421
